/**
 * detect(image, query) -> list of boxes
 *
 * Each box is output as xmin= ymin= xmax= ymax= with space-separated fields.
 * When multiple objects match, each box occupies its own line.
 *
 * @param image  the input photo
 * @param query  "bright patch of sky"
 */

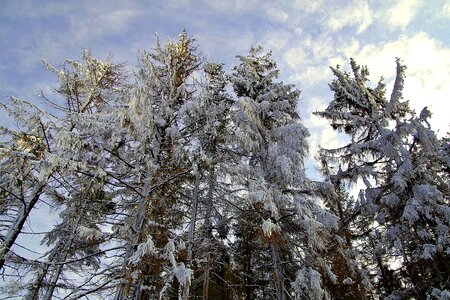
xmin=1 ymin=0 xmax=449 ymax=176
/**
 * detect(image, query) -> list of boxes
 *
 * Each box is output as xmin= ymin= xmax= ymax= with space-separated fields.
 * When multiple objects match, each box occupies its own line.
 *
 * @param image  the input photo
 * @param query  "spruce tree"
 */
xmin=231 ymin=46 xmax=340 ymax=299
xmin=315 ymin=59 xmax=450 ymax=298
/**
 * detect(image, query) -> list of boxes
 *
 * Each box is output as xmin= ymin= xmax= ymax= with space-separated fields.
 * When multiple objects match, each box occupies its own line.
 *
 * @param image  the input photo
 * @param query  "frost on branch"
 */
xmin=294 ymin=267 xmax=327 ymax=300
xmin=129 ymin=236 xmax=156 ymax=265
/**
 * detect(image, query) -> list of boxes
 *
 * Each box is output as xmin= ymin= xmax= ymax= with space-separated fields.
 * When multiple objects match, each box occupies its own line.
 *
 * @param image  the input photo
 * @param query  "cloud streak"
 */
xmin=1 ymin=0 xmax=448 ymax=157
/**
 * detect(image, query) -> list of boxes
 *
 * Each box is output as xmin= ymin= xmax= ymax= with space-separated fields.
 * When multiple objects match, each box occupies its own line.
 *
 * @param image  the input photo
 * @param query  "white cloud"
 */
xmin=68 ymin=5 xmax=142 ymax=44
xmin=302 ymin=95 xmax=350 ymax=160
xmin=327 ymin=0 xmax=373 ymax=34
xmin=442 ymin=1 xmax=450 ymax=17
xmin=385 ymin=0 xmax=420 ymax=29
xmin=263 ymin=30 xmax=292 ymax=50
xmin=264 ymin=5 xmax=289 ymax=23
xmin=284 ymin=47 xmax=308 ymax=69
xmin=202 ymin=0 xmax=259 ymax=14
xmin=293 ymin=0 xmax=324 ymax=13
xmin=196 ymin=29 xmax=255 ymax=61
xmin=283 ymin=33 xmax=336 ymax=85
xmin=283 ymin=32 xmax=335 ymax=68
xmin=290 ymin=65 xmax=331 ymax=85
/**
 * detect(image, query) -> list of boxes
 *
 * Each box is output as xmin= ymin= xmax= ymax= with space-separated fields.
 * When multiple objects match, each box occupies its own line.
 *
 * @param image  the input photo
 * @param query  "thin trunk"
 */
xmin=202 ymin=253 xmax=211 ymax=300
xmin=203 ymin=168 xmax=215 ymax=240
xmin=184 ymin=168 xmax=201 ymax=300
xmin=26 ymin=265 xmax=49 ymax=300
xmin=0 ymin=184 xmax=45 ymax=270
xmin=114 ymin=195 xmax=148 ymax=300
xmin=187 ymin=168 xmax=200 ymax=262
xmin=202 ymin=168 xmax=215 ymax=299
xmin=271 ymin=244 xmax=286 ymax=300
xmin=44 ymin=203 xmax=86 ymax=300
xmin=26 ymin=244 xmax=61 ymax=300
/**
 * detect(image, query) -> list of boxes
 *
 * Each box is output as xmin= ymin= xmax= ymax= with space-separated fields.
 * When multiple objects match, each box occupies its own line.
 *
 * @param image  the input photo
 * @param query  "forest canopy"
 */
xmin=0 ymin=32 xmax=449 ymax=300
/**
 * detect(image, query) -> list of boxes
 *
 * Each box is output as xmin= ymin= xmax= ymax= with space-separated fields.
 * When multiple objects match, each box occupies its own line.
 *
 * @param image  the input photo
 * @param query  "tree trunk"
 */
xmin=184 ymin=167 xmax=201 ymax=300
xmin=271 ymin=244 xmax=286 ymax=300
xmin=202 ymin=168 xmax=215 ymax=299
xmin=43 ymin=208 xmax=85 ymax=300
xmin=187 ymin=167 xmax=201 ymax=262
xmin=0 ymin=184 xmax=45 ymax=270
xmin=114 ymin=194 xmax=149 ymax=300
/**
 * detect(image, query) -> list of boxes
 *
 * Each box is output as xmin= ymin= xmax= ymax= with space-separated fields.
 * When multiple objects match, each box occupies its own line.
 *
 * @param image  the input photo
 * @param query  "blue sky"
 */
xmin=1 ymin=0 xmax=449 ymax=166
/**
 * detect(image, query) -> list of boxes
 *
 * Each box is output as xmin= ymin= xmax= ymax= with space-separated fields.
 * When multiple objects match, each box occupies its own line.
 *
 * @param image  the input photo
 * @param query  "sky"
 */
xmin=1 ymin=0 xmax=449 ymax=174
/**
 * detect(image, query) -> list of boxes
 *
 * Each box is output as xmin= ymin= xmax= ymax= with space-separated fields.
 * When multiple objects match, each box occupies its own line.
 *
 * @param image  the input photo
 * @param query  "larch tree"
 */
xmin=112 ymin=32 xmax=201 ymax=300
xmin=25 ymin=50 xmax=126 ymax=299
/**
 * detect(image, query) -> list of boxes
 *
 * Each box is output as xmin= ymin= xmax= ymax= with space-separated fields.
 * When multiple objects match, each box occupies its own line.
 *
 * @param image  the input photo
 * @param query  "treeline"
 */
xmin=0 ymin=32 xmax=448 ymax=299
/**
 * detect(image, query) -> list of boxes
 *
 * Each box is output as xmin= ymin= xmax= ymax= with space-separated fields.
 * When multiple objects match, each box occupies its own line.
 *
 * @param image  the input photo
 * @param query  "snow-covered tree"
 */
xmin=315 ymin=59 xmax=450 ymax=298
xmin=23 ymin=50 xmax=126 ymax=299
xmin=180 ymin=61 xmax=239 ymax=299
xmin=230 ymin=47 xmax=340 ymax=300
xmin=1 ymin=33 xmax=448 ymax=300
xmin=0 ymin=97 xmax=53 ymax=274
xmin=112 ymin=31 xmax=201 ymax=300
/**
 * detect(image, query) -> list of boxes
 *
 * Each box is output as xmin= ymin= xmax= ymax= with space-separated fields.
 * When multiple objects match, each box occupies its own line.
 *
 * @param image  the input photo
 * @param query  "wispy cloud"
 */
xmin=327 ymin=0 xmax=373 ymax=34
xmin=442 ymin=1 xmax=450 ymax=17
xmin=264 ymin=5 xmax=289 ymax=23
xmin=1 ymin=0 xmax=448 ymax=148
xmin=385 ymin=0 xmax=420 ymax=29
xmin=293 ymin=0 xmax=324 ymax=13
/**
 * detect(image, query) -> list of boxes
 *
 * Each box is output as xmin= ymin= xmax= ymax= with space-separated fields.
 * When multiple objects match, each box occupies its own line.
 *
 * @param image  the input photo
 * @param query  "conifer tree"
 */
xmin=0 ymin=98 xmax=50 ymax=272
xmin=230 ymin=46 xmax=340 ymax=299
xmin=1 ymin=32 xmax=448 ymax=300
xmin=113 ymin=32 xmax=201 ymax=300
xmin=315 ymin=59 xmax=450 ymax=298
xmin=180 ymin=62 xmax=238 ymax=299
xmin=24 ymin=50 xmax=126 ymax=299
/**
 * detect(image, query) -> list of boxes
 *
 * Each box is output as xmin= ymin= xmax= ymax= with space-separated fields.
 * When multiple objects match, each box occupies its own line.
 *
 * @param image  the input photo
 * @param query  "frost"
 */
xmin=173 ymin=262 xmax=193 ymax=287
xmin=262 ymin=218 xmax=279 ymax=237
xmin=264 ymin=201 xmax=280 ymax=219
xmin=402 ymin=204 xmax=419 ymax=222
xmin=343 ymin=277 xmax=354 ymax=285
xmin=129 ymin=236 xmax=155 ymax=265
xmin=77 ymin=226 xmax=103 ymax=242
xmin=380 ymin=194 xmax=400 ymax=208
xmin=427 ymin=288 xmax=450 ymax=300
xmin=294 ymin=267 xmax=325 ymax=300
xmin=2 ymin=280 xmax=23 ymax=296
xmin=421 ymin=244 xmax=437 ymax=260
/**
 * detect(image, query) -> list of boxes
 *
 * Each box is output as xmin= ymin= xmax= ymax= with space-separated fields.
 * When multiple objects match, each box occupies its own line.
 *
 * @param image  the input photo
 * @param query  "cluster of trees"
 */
xmin=0 ymin=32 xmax=448 ymax=299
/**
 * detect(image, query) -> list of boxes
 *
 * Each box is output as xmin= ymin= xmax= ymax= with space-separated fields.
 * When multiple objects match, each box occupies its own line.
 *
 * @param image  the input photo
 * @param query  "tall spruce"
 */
xmin=315 ymin=59 xmax=450 ymax=298
xmin=180 ymin=62 xmax=238 ymax=299
xmin=230 ymin=47 xmax=340 ymax=299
